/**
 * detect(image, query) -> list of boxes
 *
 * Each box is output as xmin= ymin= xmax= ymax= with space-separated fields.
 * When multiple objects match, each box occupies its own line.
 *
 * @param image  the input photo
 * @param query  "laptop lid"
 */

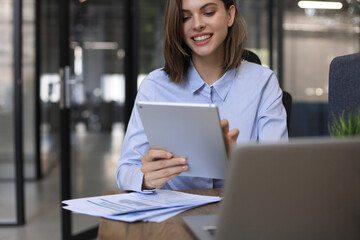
xmin=216 ymin=137 xmax=360 ymax=240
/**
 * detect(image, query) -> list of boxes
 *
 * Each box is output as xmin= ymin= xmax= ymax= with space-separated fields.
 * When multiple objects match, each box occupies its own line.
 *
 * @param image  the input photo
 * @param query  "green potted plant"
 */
xmin=328 ymin=108 xmax=360 ymax=136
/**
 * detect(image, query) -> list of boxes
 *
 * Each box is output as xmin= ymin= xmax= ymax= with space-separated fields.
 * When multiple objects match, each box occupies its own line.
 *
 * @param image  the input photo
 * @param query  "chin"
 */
xmin=191 ymin=48 xmax=215 ymax=57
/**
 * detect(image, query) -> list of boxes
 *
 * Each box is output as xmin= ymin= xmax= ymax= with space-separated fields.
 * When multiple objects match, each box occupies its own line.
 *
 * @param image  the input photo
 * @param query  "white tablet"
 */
xmin=136 ymin=101 xmax=228 ymax=179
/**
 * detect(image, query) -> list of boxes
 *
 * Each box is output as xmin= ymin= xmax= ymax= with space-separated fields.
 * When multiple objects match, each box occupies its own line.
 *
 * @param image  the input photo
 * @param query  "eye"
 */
xmin=204 ymin=11 xmax=215 ymax=16
xmin=183 ymin=16 xmax=190 ymax=22
xmin=182 ymin=13 xmax=191 ymax=22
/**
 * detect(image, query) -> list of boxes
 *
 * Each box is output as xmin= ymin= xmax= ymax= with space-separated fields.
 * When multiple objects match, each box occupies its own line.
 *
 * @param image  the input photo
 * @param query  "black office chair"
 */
xmin=242 ymin=49 xmax=292 ymax=132
xmin=328 ymin=52 xmax=360 ymax=125
xmin=242 ymin=49 xmax=262 ymax=65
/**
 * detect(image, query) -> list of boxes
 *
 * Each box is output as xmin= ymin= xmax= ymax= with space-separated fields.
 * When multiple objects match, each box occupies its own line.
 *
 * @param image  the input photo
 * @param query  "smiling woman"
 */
xmin=163 ymin=0 xmax=246 ymax=84
xmin=116 ymin=0 xmax=288 ymax=192
xmin=181 ymin=0 xmax=235 ymax=84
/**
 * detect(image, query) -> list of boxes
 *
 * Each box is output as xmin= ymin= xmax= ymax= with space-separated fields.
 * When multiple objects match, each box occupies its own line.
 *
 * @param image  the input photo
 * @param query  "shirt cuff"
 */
xmin=139 ymin=189 xmax=156 ymax=194
xmin=134 ymin=169 xmax=156 ymax=193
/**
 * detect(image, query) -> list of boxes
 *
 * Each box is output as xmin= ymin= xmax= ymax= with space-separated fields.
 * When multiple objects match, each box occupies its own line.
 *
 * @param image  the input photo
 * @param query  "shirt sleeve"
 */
xmin=257 ymin=72 xmax=289 ymax=142
xmin=116 ymin=77 xmax=155 ymax=192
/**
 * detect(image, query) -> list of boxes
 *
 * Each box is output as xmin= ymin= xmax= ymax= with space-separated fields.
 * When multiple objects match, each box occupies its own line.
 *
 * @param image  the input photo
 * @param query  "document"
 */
xmin=62 ymin=189 xmax=221 ymax=222
xmin=102 ymin=205 xmax=192 ymax=223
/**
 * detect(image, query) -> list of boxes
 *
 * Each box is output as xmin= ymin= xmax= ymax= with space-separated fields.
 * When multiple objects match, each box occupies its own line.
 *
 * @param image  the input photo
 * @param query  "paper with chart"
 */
xmin=62 ymin=189 xmax=221 ymax=222
xmin=102 ymin=205 xmax=194 ymax=223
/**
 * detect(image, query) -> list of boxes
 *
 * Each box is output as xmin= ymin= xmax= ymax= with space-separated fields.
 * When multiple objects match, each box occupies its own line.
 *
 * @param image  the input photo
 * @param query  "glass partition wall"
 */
xmin=40 ymin=0 xmax=60 ymax=176
xmin=0 ymin=0 xmax=35 ymax=225
xmin=138 ymin=0 xmax=166 ymax=78
xmin=56 ymin=0 xmax=127 ymax=238
xmin=0 ymin=0 xmax=17 ymax=224
xmin=282 ymin=0 xmax=359 ymax=136
xmin=238 ymin=0 xmax=274 ymax=67
xmin=238 ymin=0 xmax=359 ymax=136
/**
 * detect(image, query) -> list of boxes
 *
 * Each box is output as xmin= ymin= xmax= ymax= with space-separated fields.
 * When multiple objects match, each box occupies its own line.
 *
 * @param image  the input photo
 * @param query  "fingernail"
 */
xmin=166 ymin=152 xmax=172 ymax=158
xmin=182 ymin=165 xmax=188 ymax=171
xmin=180 ymin=158 xmax=186 ymax=163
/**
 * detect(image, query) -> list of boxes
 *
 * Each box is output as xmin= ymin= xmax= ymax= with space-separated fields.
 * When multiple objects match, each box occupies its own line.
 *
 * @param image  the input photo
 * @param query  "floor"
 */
xmin=0 ymin=123 xmax=124 ymax=240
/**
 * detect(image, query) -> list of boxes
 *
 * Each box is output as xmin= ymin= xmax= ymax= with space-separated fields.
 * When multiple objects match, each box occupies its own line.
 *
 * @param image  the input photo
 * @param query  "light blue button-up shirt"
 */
xmin=117 ymin=61 xmax=288 ymax=192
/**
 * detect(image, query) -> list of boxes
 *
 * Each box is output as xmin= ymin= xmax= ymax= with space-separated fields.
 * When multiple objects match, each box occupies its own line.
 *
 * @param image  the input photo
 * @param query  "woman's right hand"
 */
xmin=141 ymin=149 xmax=188 ymax=190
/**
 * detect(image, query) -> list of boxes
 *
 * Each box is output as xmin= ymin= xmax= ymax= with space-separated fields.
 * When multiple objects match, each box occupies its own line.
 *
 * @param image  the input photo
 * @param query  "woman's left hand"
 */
xmin=221 ymin=119 xmax=239 ymax=157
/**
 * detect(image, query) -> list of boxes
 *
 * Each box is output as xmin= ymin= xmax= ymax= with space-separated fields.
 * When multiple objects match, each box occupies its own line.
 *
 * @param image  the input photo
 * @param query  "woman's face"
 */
xmin=182 ymin=0 xmax=235 ymax=61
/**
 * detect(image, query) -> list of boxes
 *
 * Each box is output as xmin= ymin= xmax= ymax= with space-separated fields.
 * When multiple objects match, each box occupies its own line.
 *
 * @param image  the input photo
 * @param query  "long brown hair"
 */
xmin=163 ymin=0 xmax=247 ymax=83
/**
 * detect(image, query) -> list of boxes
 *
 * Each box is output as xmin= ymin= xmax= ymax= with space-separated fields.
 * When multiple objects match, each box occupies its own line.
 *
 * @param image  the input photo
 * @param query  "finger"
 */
xmin=145 ymin=164 xmax=188 ymax=181
xmin=141 ymin=157 xmax=187 ymax=173
xmin=221 ymin=119 xmax=229 ymax=134
xmin=144 ymin=172 xmax=182 ymax=189
xmin=142 ymin=149 xmax=172 ymax=163
xmin=228 ymin=128 xmax=239 ymax=143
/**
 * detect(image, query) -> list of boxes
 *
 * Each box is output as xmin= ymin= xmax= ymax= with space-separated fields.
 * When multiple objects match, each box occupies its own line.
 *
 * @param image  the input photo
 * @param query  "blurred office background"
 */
xmin=0 ymin=0 xmax=359 ymax=239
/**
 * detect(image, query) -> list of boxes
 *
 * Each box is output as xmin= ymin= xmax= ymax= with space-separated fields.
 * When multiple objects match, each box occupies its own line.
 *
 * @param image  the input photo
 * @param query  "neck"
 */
xmin=192 ymin=56 xmax=225 ymax=85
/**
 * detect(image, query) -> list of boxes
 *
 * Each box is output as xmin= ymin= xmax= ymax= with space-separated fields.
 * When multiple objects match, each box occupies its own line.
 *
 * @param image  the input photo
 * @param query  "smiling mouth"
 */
xmin=192 ymin=34 xmax=213 ymax=42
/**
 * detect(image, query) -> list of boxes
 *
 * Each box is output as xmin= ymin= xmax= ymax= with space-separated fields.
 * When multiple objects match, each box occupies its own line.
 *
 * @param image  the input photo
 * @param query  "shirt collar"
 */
xmin=211 ymin=68 xmax=236 ymax=101
xmin=186 ymin=62 xmax=236 ymax=101
xmin=187 ymin=62 xmax=206 ymax=93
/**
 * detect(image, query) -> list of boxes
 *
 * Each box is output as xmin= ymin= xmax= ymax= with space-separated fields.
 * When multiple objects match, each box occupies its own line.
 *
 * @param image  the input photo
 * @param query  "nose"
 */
xmin=193 ymin=15 xmax=205 ymax=31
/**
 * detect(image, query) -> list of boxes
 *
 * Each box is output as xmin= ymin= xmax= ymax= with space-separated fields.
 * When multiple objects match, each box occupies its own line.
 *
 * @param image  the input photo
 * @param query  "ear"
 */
xmin=227 ymin=5 xmax=236 ymax=27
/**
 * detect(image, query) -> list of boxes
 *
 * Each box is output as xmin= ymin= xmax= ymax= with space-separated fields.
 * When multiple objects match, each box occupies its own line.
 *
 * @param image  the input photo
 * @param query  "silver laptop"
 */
xmin=183 ymin=137 xmax=360 ymax=240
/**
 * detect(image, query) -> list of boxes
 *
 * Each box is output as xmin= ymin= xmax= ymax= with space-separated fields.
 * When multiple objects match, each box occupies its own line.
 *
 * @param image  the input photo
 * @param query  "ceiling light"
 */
xmin=298 ymin=1 xmax=343 ymax=9
xmin=83 ymin=42 xmax=119 ymax=50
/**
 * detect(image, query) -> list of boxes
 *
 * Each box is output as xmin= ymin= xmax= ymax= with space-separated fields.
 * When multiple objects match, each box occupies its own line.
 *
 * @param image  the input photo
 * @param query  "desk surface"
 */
xmin=98 ymin=189 xmax=221 ymax=240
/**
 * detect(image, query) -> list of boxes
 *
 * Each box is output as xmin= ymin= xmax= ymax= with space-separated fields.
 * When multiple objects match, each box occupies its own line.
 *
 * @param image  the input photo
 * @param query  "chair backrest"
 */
xmin=242 ymin=49 xmax=262 ymax=65
xmin=242 ymin=49 xmax=292 ymax=132
xmin=328 ymin=53 xmax=360 ymax=125
xmin=282 ymin=91 xmax=292 ymax=131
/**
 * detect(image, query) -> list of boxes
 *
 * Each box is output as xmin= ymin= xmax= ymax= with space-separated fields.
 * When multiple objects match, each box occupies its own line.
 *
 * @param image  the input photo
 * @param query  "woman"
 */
xmin=117 ymin=0 xmax=288 ymax=192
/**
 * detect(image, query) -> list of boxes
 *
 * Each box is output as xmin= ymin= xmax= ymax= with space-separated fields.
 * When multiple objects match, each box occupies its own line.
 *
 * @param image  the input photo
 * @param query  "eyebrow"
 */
xmin=182 ymin=3 xmax=218 ymax=12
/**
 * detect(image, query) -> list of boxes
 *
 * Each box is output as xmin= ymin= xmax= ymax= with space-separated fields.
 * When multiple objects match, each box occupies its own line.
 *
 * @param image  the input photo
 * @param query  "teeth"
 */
xmin=194 ymin=35 xmax=211 ymax=41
